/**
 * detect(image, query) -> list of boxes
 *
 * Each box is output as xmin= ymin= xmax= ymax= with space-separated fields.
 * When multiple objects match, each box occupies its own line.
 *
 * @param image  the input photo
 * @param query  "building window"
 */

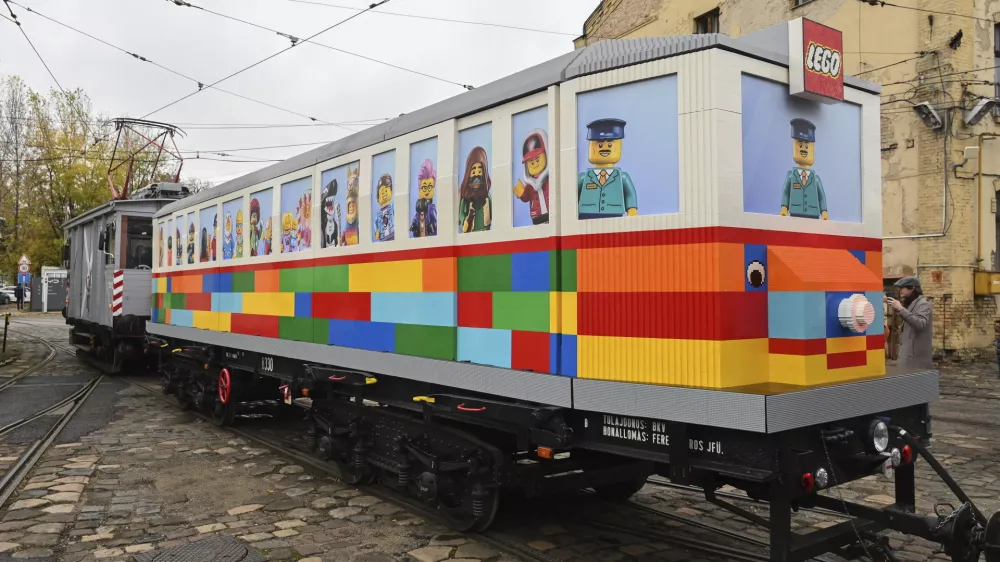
xmin=694 ymin=8 xmax=720 ymax=34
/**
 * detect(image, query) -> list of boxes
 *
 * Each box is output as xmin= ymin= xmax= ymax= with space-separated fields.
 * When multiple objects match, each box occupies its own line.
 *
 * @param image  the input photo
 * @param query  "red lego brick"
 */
xmin=769 ymin=338 xmax=826 ymax=355
xmin=826 ymin=350 xmax=867 ymax=370
xmin=866 ymin=334 xmax=885 ymax=350
xmin=577 ymin=292 xmax=768 ymax=340
xmin=185 ymin=292 xmax=213 ymax=312
xmin=312 ymin=292 xmax=372 ymax=322
xmin=230 ymin=313 xmax=279 ymax=338
xmin=458 ymin=292 xmax=493 ymax=329
xmin=511 ymin=330 xmax=550 ymax=373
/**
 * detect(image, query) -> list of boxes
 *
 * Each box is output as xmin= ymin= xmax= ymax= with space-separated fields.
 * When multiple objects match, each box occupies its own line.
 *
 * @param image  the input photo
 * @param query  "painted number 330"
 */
xmin=261 ymin=356 xmax=274 ymax=373
xmin=806 ymin=42 xmax=841 ymax=78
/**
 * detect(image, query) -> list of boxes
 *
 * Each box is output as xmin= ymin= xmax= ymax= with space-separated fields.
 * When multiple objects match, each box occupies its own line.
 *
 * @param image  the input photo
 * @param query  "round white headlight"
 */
xmin=880 ymin=458 xmax=894 ymax=478
xmin=871 ymin=420 xmax=889 ymax=452
xmin=889 ymin=448 xmax=902 ymax=468
xmin=815 ymin=468 xmax=829 ymax=489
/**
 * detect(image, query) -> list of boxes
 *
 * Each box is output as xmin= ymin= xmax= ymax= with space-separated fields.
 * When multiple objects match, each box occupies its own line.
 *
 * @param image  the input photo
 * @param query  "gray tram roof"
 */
xmin=156 ymin=26 xmax=880 ymax=219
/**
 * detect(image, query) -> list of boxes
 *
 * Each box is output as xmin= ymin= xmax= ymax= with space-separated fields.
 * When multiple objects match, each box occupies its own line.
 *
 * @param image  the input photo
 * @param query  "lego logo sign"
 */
xmin=788 ymin=18 xmax=844 ymax=103
xmin=806 ymin=42 xmax=841 ymax=79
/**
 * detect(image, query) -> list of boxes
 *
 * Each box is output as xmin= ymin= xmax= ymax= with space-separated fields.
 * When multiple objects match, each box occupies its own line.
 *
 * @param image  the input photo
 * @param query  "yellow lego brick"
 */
xmin=826 ymin=336 xmax=866 ymax=354
xmin=349 ymin=260 xmax=423 ymax=292
xmin=549 ymin=292 xmax=578 ymax=335
xmin=218 ymin=312 xmax=232 ymax=333
xmin=578 ymin=337 xmax=768 ymax=388
xmin=768 ymin=354 xmax=825 ymax=386
xmin=156 ymin=278 xmax=167 ymax=294
xmin=192 ymin=311 xmax=218 ymax=332
xmin=242 ymin=292 xmax=295 ymax=316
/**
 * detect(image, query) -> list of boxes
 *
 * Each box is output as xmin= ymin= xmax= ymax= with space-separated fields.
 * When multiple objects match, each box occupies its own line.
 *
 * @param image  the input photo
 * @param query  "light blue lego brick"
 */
xmin=457 ymin=327 xmax=512 ymax=369
xmin=170 ymin=309 xmax=194 ymax=328
xmin=211 ymin=293 xmax=220 ymax=312
xmin=214 ymin=293 xmax=243 ymax=314
xmin=865 ymin=291 xmax=885 ymax=335
xmin=767 ymin=291 xmax=827 ymax=339
xmin=371 ymin=292 xmax=456 ymax=327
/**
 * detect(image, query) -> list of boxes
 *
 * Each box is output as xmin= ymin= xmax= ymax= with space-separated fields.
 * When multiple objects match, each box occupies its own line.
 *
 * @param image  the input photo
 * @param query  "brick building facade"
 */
xmin=575 ymin=0 xmax=1000 ymax=359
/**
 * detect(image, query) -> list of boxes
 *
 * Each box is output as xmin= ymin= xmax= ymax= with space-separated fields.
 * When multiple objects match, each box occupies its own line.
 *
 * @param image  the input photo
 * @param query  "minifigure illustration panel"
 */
xmin=199 ymin=205 xmax=218 ymax=263
xmin=185 ymin=212 xmax=196 ymax=264
xmin=511 ymin=106 xmax=550 ymax=228
xmin=371 ymin=150 xmax=397 ymax=243
xmin=320 ymin=161 xmax=361 ymax=248
xmin=249 ymin=188 xmax=274 ymax=257
xmin=741 ymin=73 xmax=862 ymax=223
xmin=167 ymin=218 xmax=175 ymax=266
xmin=457 ymin=122 xmax=493 ymax=234
xmin=280 ymin=178 xmax=312 ymax=253
xmin=408 ymin=137 xmax=438 ymax=239
xmin=575 ymin=74 xmax=680 ymax=220
xmin=222 ymin=197 xmax=243 ymax=260
xmin=158 ymin=222 xmax=166 ymax=268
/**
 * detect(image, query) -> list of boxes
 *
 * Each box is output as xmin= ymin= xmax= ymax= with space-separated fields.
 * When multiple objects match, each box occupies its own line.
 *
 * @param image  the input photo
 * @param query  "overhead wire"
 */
xmin=140 ymin=0 xmax=393 ymax=120
xmin=859 ymin=0 xmax=997 ymax=24
xmin=856 ymin=53 xmax=927 ymax=76
xmin=5 ymin=2 xmax=359 ymax=133
xmin=168 ymin=0 xmax=473 ymax=90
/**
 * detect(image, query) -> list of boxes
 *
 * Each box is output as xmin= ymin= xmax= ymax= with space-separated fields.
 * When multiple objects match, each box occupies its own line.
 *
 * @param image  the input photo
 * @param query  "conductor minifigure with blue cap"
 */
xmin=780 ymin=118 xmax=829 ymax=220
xmin=578 ymin=118 xmax=638 ymax=218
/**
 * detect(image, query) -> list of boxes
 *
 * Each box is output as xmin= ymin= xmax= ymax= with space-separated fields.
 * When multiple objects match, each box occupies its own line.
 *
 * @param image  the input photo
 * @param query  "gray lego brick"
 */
xmin=764 ymin=370 xmax=939 ymax=433
xmin=572 ymin=378 xmax=768 ymax=432
xmin=131 ymin=535 xmax=267 ymax=561
xmin=146 ymin=322 xmax=573 ymax=407
xmin=156 ymin=26 xmax=876 ymax=219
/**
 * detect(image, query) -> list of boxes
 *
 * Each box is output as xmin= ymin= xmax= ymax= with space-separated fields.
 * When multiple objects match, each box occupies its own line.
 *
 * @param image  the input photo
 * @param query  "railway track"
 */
xmin=121 ymin=375 xmax=784 ymax=562
xmin=0 ymin=328 xmax=58 ymax=392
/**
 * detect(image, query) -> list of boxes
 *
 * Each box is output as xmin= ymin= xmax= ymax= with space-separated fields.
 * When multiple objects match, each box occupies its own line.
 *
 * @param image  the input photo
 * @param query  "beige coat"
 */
xmin=897 ymin=295 xmax=934 ymax=371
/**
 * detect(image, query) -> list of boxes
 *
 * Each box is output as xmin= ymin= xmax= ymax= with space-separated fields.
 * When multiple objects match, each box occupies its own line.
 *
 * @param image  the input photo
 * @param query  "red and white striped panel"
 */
xmin=112 ymin=270 xmax=124 ymax=316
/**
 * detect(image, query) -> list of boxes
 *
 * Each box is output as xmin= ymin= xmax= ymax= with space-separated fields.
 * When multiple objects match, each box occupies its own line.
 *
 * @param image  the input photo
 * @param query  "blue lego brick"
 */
xmin=457 ymin=327 xmax=512 ymax=368
xmin=848 ymin=250 xmax=866 ymax=264
xmin=865 ymin=291 xmax=885 ymax=336
xmin=166 ymin=277 xmax=173 ymax=293
xmin=217 ymin=272 xmax=233 ymax=293
xmin=294 ymin=293 xmax=312 ymax=318
xmin=826 ymin=291 xmax=877 ymax=338
xmin=744 ymin=244 xmax=768 ymax=292
xmin=170 ymin=309 xmax=194 ymax=328
xmin=767 ymin=291 xmax=826 ymax=339
xmin=202 ymin=273 xmax=218 ymax=294
xmin=511 ymin=251 xmax=551 ymax=292
xmin=328 ymin=320 xmax=395 ymax=352
xmin=370 ymin=292 xmax=457 ymax=327
xmin=551 ymin=333 xmax=577 ymax=377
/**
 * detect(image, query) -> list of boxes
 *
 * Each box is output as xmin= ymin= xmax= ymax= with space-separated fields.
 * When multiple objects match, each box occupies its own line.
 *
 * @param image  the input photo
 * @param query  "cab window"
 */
xmin=122 ymin=216 xmax=153 ymax=269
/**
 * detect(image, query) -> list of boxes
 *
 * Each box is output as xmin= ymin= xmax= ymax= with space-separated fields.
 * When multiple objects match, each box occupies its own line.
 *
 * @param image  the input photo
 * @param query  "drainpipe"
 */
xmin=883 ymin=109 xmax=950 ymax=240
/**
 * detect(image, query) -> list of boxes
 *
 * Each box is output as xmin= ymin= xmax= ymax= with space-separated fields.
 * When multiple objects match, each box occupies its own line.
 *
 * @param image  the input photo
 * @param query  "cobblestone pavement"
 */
xmin=1 ymin=320 xmax=999 ymax=562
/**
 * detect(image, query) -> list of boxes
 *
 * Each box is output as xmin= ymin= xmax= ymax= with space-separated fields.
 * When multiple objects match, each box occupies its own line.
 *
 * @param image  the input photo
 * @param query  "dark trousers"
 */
xmin=16 ymin=298 xmax=23 ymax=310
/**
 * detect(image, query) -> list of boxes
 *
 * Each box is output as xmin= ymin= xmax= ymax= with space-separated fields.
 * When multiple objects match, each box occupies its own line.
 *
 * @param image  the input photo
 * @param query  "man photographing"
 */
xmin=886 ymin=276 xmax=933 ymax=370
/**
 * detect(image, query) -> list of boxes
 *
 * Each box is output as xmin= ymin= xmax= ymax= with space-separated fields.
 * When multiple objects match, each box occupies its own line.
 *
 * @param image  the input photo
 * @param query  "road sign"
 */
xmin=17 ymin=264 xmax=28 ymax=274
xmin=18 ymin=254 xmax=29 ymax=265
xmin=17 ymin=272 xmax=30 ymax=285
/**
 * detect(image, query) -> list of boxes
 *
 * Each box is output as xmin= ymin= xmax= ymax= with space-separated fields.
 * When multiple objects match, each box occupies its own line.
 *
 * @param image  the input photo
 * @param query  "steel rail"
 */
xmin=0 ymin=374 xmax=104 ymax=510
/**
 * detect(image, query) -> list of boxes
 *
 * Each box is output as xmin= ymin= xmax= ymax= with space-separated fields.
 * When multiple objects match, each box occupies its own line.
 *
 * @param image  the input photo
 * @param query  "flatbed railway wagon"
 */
xmin=140 ymin=19 xmax=1000 ymax=562
xmin=63 ymin=182 xmax=190 ymax=372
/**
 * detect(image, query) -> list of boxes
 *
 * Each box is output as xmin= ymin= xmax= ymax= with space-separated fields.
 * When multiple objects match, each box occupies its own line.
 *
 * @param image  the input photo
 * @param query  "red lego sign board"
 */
xmin=788 ymin=18 xmax=844 ymax=104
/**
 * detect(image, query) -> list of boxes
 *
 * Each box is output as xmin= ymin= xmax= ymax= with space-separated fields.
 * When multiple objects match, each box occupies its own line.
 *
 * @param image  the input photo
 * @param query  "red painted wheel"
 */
xmin=218 ymin=368 xmax=231 ymax=405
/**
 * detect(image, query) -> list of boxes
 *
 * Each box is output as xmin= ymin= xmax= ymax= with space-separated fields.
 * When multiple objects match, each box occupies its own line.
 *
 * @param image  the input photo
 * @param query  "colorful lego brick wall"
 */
xmin=153 ymin=228 xmax=886 ymax=390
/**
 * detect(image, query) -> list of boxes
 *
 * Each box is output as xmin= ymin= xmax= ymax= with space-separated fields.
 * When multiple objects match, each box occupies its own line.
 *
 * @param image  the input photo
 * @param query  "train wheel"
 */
xmin=592 ymin=475 xmax=648 ymax=502
xmin=435 ymin=478 xmax=499 ymax=532
xmin=315 ymin=432 xmax=373 ymax=486
xmin=212 ymin=368 xmax=235 ymax=427
xmin=160 ymin=369 xmax=176 ymax=395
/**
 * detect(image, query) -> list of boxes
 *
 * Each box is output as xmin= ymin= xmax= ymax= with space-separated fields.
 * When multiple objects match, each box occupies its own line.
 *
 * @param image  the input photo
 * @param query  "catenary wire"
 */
xmin=169 ymin=0 xmax=473 ymax=90
xmin=860 ymin=0 xmax=998 ymax=24
xmin=5 ymin=2 xmax=356 ymax=133
xmin=856 ymin=54 xmax=927 ymax=76
xmin=139 ymin=0 xmax=393 ymax=120
xmin=285 ymin=0 xmax=579 ymax=36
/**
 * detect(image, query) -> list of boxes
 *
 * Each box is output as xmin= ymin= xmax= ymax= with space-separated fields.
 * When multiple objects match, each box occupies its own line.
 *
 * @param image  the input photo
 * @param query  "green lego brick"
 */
xmin=313 ymin=318 xmax=330 ymax=345
xmin=395 ymin=324 xmax=456 ymax=361
xmin=458 ymin=254 xmax=511 ymax=292
xmin=169 ymin=293 xmax=186 ymax=310
xmin=315 ymin=265 xmax=349 ymax=292
xmin=492 ymin=292 xmax=549 ymax=332
xmin=279 ymin=317 xmax=314 ymax=343
xmin=232 ymin=271 xmax=255 ymax=293
xmin=280 ymin=266 xmax=314 ymax=293
xmin=558 ymin=249 xmax=576 ymax=292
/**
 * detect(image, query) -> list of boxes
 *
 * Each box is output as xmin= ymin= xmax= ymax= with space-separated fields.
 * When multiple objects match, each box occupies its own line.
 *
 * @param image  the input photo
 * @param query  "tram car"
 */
xmin=64 ymin=18 xmax=999 ymax=562
xmin=63 ymin=182 xmax=190 ymax=372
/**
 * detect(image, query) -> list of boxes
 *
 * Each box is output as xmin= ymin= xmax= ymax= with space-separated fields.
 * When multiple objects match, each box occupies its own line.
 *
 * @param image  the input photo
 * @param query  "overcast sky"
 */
xmin=1 ymin=0 xmax=599 ymax=184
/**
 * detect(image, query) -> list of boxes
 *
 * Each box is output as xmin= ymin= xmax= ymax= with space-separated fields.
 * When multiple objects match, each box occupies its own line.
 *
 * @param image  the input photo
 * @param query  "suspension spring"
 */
xmin=397 ymin=464 xmax=410 ymax=488
xmin=353 ymin=447 xmax=366 ymax=472
xmin=471 ymin=484 xmax=486 ymax=518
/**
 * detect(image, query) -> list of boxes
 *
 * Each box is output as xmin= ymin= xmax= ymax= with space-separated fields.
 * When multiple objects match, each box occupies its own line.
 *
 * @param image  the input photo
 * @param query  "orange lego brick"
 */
xmin=768 ymin=247 xmax=882 ymax=292
xmin=422 ymin=257 xmax=457 ymax=292
xmin=255 ymin=269 xmax=280 ymax=292
xmin=865 ymin=251 xmax=883 ymax=279
xmin=577 ymin=243 xmax=744 ymax=292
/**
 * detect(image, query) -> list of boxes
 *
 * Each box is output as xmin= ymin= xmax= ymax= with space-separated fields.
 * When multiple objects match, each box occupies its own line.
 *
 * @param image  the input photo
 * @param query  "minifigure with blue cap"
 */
xmin=577 ymin=118 xmax=638 ymax=219
xmin=780 ymin=118 xmax=828 ymax=220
